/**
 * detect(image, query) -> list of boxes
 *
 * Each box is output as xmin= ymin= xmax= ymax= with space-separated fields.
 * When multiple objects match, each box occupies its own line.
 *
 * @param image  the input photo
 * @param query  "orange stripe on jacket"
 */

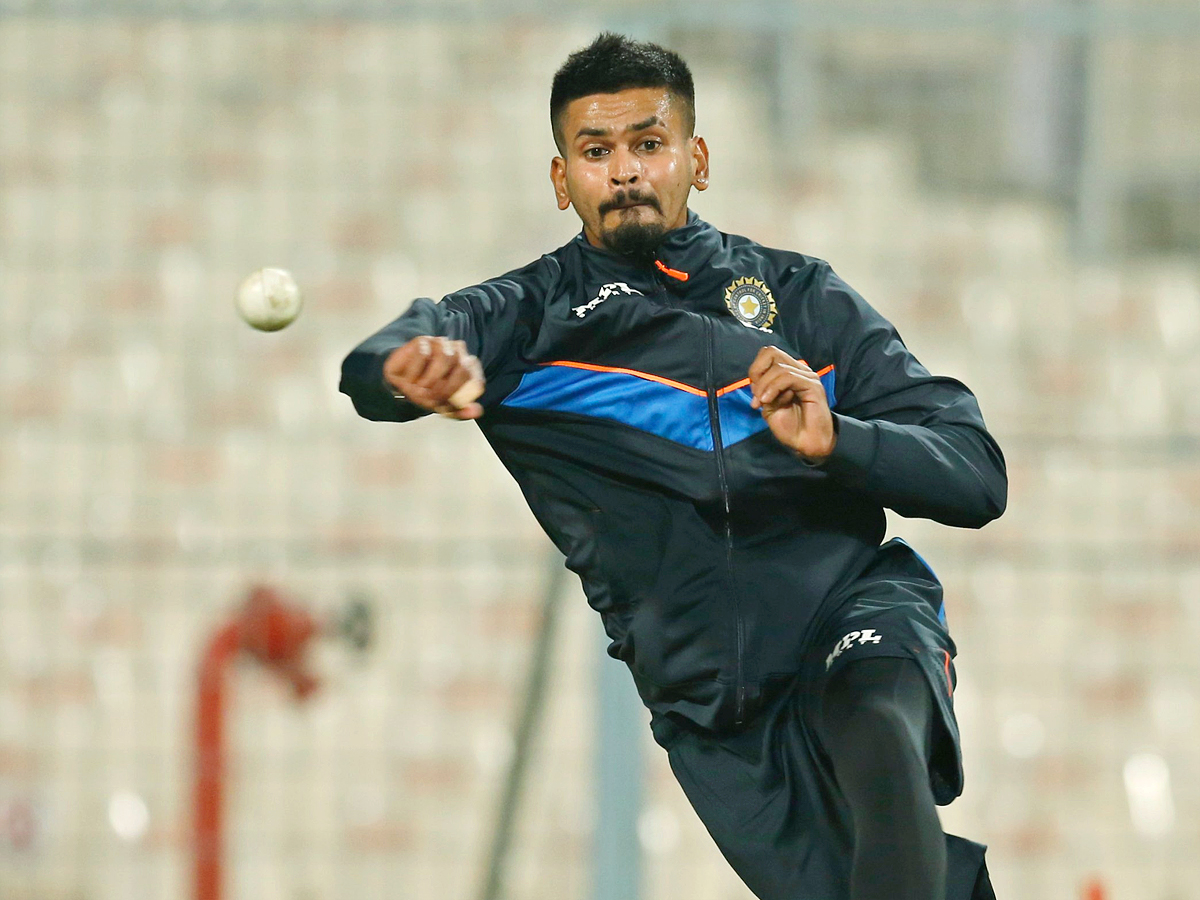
xmin=541 ymin=364 xmax=833 ymax=400
xmin=542 ymin=360 xmax=708 ymax=397
xmin=542 ymin=362 xmax=754 ymax=400
xmin=716 ymin=378 xmax=751 ymax=397
xmin=798 ymin=360 xmax=836 ymax=378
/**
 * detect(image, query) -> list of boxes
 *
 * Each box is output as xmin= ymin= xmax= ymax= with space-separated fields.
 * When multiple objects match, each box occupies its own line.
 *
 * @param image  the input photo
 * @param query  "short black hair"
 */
xmin=550 ymin=32 xmax=695 ymax=154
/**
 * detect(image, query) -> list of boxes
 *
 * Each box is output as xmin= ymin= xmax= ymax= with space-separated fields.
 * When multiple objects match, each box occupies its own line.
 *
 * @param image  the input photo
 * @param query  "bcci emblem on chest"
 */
xmin=724 ymin=276 xmax=778 ymax=332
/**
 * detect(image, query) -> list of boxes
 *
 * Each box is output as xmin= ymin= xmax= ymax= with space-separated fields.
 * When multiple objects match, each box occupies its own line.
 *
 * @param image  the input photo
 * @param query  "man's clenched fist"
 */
xmin=748 ymin=346 xmax=836 ymax=462
xmin=383 ymin=336 xmax=485 ymax=420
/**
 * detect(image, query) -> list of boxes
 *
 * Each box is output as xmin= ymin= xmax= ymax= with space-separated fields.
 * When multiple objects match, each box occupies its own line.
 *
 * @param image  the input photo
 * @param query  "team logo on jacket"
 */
xmin=573 ymin=282 xmax=642 ymax=318
xmin=724 ymin=277 xmax=777 ymax=331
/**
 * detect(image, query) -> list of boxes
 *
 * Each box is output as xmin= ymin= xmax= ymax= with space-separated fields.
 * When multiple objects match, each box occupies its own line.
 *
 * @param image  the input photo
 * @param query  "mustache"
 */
xmin=599 ymin=191 xmax=662 ymax=216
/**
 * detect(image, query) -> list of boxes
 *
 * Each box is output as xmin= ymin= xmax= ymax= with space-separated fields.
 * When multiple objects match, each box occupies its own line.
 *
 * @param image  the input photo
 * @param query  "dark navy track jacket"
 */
xmin=340 ymin=212 xmax=1007 ymax=731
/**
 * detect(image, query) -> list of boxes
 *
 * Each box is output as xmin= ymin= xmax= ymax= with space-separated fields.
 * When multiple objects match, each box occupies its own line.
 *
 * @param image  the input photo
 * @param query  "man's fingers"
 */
xmin=465 ymin=352 xmax=484 ymax=384
xmin=747 ymin=346 xmax=815 ymax=380
xmin=439 ymin=365 xmax=473 ymax=401
xmin=747 ymin=346 xmax=783 ymax=380
xmin=400 ymin=383 xmax=441 ymax=408
xmin=753 ymin=364 xmax=819 ymax=405
xmin=422 ymin=355 xmax=466 ymax=397
xmin=381 ymin=343 xmax=410 ymax=383
xmin=419 ymin=339 xmax=460 ymax=385
xmin=425 ymin=343 xmax=484 ymax=407
xmin=744 ymin=348 xmax=835 ymax=459
xmin=435 ymin=401 xmax=484 ymax=421
xmin=415 ymin=340 xmax=473 ymax=387
xmin=433 ymin=365 xmax=484 ymax=409
xmin=385 ymin=337 xmax=435 ymax=387
xmin=383 ymin=345 xmax=421 ymax=397
xmin=447 ymin=376 xmax=485 ymax=409
xmin=760 ymin=389 xmax=797 ymax=417
xmin=751 ymin=393 xmax=799 ymax=416
xmin=384 ymin=336 xmax=486 ymax=415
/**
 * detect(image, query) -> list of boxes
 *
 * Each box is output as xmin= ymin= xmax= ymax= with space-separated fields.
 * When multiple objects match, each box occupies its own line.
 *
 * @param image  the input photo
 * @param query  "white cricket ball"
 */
xmin=235 ymin=268 xmax=303 ymax=331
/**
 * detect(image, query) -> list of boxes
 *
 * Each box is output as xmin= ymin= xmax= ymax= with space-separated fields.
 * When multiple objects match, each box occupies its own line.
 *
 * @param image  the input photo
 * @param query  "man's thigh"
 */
xmin=664 ymin=685 xmax=853 ymax=900
xmin=815 ymin=655 xmax=938 ymax=789
xmin=663 ymin=661 xmax=996 ymax=900
xmin=812 ymin=578 xmax=964 ymax=805
xmin=660 ymin=580 xmax=973 ymax=898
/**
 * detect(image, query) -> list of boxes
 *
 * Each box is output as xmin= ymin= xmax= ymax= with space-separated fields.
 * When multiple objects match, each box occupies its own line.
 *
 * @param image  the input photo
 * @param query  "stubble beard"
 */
xmin=596 ymin=190 xmax=669 ymax=260
xmin=602 ymin=219 xmax=668 ymax=259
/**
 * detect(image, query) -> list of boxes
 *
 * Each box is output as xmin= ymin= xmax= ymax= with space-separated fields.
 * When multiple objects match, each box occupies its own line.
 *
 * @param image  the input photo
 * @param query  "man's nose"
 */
xmin=610 ymin=147 xmax=642 ymax=186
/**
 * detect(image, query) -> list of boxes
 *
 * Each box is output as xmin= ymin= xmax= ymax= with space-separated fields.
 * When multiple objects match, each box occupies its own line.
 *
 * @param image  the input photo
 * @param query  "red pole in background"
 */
xmin=1082 ymin=877 xmax=1108 ymax=900
xmin=195 ymin=622 xmax=241 ymax=900
xmin=194 ymin=587 xmax=321 ymax=900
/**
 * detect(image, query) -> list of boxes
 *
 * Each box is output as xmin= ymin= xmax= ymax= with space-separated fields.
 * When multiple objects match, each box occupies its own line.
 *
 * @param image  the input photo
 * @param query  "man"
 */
xmin=341 ymin=33 xmax=1006 ymax=900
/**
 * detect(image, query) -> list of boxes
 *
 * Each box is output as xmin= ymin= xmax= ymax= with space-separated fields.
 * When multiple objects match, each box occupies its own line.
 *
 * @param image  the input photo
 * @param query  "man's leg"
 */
xmin=816 ymin=656 xmax=947 ymax=900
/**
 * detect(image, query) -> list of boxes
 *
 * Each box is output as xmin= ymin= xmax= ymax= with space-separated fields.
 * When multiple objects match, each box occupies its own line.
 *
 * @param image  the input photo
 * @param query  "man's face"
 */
xmin=550 ymin=87 xmax=709 ymax=257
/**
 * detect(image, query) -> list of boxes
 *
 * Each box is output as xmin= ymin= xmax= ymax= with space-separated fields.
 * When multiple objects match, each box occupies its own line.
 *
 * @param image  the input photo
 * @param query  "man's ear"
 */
xmin=691 ymin=136 xmax=710 ymax=191
xmin=550 ymin=156 xmax=571 ymax=210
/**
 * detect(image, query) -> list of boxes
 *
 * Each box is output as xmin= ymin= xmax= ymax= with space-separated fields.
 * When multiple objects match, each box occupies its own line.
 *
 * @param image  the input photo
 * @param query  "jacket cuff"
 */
xmin=368 ymin=349 xmax=430 ymax=419
xmin=369 ymin=351 xmax=391 ymax=395
xmin=816 ymin=414 xmax=877 ymax=486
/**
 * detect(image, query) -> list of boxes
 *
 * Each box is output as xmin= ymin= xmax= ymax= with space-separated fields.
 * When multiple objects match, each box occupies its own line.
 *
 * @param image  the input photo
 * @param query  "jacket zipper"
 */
xmin=702 ymin=316 xmax=745 ymax=725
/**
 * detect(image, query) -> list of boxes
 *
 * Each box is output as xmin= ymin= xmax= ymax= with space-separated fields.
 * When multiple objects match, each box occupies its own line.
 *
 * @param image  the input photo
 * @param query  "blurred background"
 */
xmin=1 ymin=1 xmax=1199 ymax=898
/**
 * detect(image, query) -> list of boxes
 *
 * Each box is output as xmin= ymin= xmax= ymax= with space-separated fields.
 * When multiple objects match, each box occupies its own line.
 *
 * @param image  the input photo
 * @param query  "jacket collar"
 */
xmin=572 ymin=210 xmax=725 ymax=293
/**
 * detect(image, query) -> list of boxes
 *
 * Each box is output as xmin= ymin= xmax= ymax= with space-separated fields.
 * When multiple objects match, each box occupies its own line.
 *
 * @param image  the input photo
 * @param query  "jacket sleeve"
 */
xmin=339 ymin=260 xmax=550 ymax=422
xmin=811 ymin=263 xmax=1007 ymax=528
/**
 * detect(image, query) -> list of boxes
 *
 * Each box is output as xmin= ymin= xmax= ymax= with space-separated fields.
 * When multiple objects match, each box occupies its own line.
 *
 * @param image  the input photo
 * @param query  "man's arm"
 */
xmin=340 ymin=298 xmax=481 ymax=421
xmin=340 ymin=262 xmax=550 ymax=422
xmin=755 ymin=263 xmax=1007 ymax=528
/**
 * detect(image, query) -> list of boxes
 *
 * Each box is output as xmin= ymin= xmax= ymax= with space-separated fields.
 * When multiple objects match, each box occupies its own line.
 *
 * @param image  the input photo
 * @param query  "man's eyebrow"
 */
xmin=573 ymin=116 xmax=664 ymax=141
xmin=626 ymin=115 xmax=661 ymax=132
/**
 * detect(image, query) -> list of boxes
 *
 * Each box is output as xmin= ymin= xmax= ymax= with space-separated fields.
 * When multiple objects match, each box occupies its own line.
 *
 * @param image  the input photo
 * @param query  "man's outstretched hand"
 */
xmin=383 ymin=336 xmax=485 ymax=420
xmin=748 ymin=346 xmax=837 ymax=463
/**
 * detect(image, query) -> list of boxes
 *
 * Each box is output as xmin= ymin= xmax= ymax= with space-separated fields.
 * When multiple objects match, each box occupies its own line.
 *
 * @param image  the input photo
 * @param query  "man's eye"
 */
xmin=584 ymin=147 xmax=609 ymax=159
xmin=640 ymin=139 xmax=661 ymax=151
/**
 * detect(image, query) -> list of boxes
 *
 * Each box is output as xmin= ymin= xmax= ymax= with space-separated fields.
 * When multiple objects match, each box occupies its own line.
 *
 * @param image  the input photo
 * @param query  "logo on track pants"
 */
xmin=825 ymin=629 xmax=883 ymax=670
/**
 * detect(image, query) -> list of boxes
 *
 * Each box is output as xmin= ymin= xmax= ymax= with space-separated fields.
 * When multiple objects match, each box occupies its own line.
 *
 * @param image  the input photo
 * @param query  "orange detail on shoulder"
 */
xmin=943 ymin=650 xmax=953 ymax=697
xmin=542 ymin=360 xmax=707 ymax=396
xmin=654 ymin=260 xmax=690 ymax=282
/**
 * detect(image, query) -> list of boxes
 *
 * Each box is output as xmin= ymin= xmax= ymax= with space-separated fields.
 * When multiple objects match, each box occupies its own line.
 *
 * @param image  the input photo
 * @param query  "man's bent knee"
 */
xmin=819 ymin=659 xmax=947 ymax=899
xmin=819 ymin=657 xmax=934 ymax=758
